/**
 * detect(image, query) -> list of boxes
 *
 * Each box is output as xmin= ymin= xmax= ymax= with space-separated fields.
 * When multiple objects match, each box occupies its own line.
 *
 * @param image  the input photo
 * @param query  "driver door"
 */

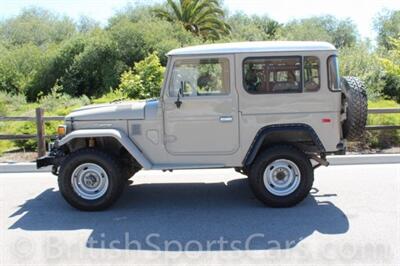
xmin=163 ymin=55 xmax=239 ymax=155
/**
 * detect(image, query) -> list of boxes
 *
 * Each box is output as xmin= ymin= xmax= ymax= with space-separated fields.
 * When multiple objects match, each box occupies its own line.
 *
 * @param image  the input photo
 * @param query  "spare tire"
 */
xmin=341 ymin=76 xmax=368 ymax=141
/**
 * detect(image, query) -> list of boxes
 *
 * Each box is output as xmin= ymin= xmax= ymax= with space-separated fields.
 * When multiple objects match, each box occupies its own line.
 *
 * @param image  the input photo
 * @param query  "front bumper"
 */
xmin=36 ymin=155 xmax=56 ymax=169
xmin=36 ymin=139 xmax=64 ymax=170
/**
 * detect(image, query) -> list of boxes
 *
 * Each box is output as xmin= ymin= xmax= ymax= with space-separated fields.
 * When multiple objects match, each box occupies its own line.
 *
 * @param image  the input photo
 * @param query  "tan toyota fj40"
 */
xmin=37 ymin=41 xmax=368 ymax=211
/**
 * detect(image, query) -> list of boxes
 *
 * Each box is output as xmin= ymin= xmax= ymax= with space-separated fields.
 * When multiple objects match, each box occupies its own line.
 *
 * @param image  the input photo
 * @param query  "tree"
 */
xmin=374 ymin=10 xmax=400 ymax=49
xmin=59 ymin=31 xmax=125 ymax=97
xmin=109 ymin=15 xmax=201 ymax=66
xmin=154 ymin=0 xmax=231 ymax=40
xmin=77 ymin=16 xmax=100 ymax=33
xmin=0 ymin=43 xmax=49 ymax=95
xmin=26 ymin=31 xmax=125 ymax=100
xmin=0 ymin=7 xmax=76 ymax=46
xmin=280 ymin=16 xmax=358 ymax=48
xmin=226 ymin=13 xmax=280 ymax=41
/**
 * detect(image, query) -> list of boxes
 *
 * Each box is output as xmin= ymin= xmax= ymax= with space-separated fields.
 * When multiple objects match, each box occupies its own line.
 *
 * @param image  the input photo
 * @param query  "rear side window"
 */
xmin=304 ymin=56 xmax=320 ymax=92
xmin=328 ymin=55 xmax=340 ymax=91
xmin=243 ymin=57 xmax=302 ymax=94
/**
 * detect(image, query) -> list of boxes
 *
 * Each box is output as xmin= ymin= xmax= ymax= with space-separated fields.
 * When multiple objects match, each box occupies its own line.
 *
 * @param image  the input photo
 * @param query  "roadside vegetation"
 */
xmin=0 ymin=1 xmax=400 ymax=155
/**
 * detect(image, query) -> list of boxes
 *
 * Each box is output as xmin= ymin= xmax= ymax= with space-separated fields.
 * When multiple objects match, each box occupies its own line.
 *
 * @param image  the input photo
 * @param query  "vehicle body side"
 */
xmin=64 ymin=47 xmax=342 ymax=170
xmin=67 ymin=51 xmax=341 ymax=169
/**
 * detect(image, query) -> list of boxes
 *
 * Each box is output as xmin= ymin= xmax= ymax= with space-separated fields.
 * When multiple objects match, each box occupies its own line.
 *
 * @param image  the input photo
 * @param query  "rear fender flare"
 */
xmin=243 ymin=123 xmax=325 ymax=167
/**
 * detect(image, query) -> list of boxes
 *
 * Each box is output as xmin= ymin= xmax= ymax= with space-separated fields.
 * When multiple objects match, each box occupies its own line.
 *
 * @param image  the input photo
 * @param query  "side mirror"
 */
xmin=175 ymin=81 xmax=184 ymax=108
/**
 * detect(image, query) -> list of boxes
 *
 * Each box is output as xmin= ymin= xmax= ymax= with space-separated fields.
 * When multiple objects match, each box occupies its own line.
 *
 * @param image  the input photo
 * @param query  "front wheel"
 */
xmin=248 ymin=145 xmax=314 ymax=207
xmin=58 ymin=148 xmax=125 ymax=211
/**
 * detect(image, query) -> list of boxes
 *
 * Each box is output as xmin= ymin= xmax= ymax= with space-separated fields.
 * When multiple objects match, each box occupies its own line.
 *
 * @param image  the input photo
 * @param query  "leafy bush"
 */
xmin=380 ymin=38 xmax=400 ymax=103
xmin=92 ymin=88 xmax=127 ymax=104
xmin=382 ymin=73 xmax=400 ymax=103
xmin=10 ymin=86 xmax=89 ymax=151
xmin=13 ymin=120 xmax=58 ymax=151
xmin=38 ymin=84 xmax=90 ymax=114
xmin=0 ymin=91 xmax=28 ymax=115
xmin=339 ymin=42 xmax=385 ymax=100
xmin=118 ymin=52 xmax=165 ymax=99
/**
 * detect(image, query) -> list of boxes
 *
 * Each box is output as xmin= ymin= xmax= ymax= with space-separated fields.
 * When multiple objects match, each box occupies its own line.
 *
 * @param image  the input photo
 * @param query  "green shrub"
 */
xmin=339 ymin=43 xmax=385 ymax=100
xmin=118 ymin=52 xmax=165 ymax=99
xmin=13 ymin=120 xmax=58 ymax=151
xmin=8 ymin=86 xmax=89 ymax=151
xmin=92 ymin=88 xmax=127 ymax=104
xmin=382 ymin=73 xmax=400 ymax=103
xmin=38 ymin=84 xmax=90 ymax=114
xmin=0 ymin=140 xmax=14 ymax=155
xmin=380 ymin=38 xmax=400 ymax=103
xmin=0 ymin=91 xmax=28 ymax=115
xmin=362 ymin=99 xmax=400 ymax=150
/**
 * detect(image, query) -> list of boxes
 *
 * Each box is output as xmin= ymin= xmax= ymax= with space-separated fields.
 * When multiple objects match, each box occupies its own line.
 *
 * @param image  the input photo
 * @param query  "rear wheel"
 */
xmin=58 ymin=148 xmax=125 ymax=211
xmin=248 ymin=145 xmax=314 ymax=207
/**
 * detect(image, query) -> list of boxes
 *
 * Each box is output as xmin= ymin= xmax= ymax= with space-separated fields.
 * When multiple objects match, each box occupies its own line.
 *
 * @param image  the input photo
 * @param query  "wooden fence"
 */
xmin=0 ymin=107 xmax=399 ymax=157
xmin=0 ymin=108 xmax=64 ymax=157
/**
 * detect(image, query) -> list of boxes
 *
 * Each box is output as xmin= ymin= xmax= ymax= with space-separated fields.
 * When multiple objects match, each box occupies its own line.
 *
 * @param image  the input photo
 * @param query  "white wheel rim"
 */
xmin=71 ymin=163 xmax=109 ymax=200
xmin=263 ymin=159 xmax=301 ymax=196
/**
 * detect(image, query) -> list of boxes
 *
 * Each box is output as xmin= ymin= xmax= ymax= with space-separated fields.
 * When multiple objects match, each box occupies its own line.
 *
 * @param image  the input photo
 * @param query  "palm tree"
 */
xmin=154 ymin=0 xmax=231 ymax=40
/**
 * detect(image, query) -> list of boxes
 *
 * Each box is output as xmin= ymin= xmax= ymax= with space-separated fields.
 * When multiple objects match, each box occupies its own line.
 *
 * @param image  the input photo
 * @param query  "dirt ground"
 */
xmin=0 ymin=151 xmax=37 ymax=163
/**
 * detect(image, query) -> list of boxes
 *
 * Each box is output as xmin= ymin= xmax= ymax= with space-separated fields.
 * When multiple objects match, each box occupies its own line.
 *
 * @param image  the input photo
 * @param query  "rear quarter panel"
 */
xmin=235 ymin=50 xmax=342 ymax=157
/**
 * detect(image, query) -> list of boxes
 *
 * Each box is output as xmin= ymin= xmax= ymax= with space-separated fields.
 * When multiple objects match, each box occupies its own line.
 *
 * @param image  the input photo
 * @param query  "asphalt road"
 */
xmin=0 ymin=164 xmax=399 ymax=265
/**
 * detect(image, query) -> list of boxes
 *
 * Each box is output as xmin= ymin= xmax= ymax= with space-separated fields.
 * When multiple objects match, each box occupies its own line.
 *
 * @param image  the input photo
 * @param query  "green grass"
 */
xmin=368 ymin=99 xmax=400 ymax=108
xmin=367 ymin=99 xmax=400 ymax=126
xmin=364 ymin=99 xmax=400 ymax=149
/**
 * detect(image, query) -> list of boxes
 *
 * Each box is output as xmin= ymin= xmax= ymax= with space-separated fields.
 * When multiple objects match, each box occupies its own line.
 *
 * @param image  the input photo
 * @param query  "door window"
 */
xmin=169 ymin=58 xmax=230 ymax=97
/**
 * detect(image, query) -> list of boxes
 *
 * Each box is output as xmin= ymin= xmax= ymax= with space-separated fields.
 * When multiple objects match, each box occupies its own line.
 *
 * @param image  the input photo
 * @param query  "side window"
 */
xmin=243 ymin=57 xmax=302 ymax=94
xmin=169 ymin=58 xmax=230 ymax=97
xmin=304 ymin=56 xmax=320 ymax=92
xmin=328 ymin=55 xmax=340 ymax=91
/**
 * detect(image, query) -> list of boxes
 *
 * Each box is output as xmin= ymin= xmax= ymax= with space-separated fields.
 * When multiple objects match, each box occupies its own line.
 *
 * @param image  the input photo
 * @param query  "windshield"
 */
xmin=327 ymin=55 xmax=340 ymax=91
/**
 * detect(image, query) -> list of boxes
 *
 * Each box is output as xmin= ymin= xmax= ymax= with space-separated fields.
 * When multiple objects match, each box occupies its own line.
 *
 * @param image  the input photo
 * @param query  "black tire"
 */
xmin=58 ymin=148 xmax=125 ymax=211
xmin=248 ymin=145 xmax=314 ymax=207
xmin=122 ymin=164 xmax=140 ymax=181
xmin=341 ymin=76 xmax=368 ymax=141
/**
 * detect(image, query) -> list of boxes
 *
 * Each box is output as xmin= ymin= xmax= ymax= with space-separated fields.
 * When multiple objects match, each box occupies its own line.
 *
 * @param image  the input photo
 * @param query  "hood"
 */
xmin=65 ymin=100 xmax=151 ymax=121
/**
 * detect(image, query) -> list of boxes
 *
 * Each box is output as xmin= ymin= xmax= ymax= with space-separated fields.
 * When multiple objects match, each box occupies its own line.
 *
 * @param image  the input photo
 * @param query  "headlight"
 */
xmin=57 ymin=125 xmax=67 ymax=137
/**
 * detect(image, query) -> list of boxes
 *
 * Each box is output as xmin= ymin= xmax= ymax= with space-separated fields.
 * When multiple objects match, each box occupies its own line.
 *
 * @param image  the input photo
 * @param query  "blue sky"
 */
xmin=1 ymin=0 xmax=400 ymax=40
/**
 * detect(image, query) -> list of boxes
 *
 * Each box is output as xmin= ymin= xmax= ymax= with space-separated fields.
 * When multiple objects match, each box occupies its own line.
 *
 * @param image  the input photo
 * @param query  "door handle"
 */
xmin=219 ymin=116 xmax=233 ymax=122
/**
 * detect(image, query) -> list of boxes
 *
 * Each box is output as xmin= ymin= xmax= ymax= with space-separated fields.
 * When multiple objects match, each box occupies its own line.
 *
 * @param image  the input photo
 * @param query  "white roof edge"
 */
xmin=167 ymin=41 xmax=336 ymax=56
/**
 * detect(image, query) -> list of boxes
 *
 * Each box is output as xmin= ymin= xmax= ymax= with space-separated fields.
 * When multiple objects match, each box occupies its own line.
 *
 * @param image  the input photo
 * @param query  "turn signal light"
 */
xmin=57 ymin=125 xmax=66 ymax=136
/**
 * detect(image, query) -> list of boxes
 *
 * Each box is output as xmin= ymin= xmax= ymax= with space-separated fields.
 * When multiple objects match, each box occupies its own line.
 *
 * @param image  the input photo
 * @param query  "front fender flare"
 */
xmin=58 ymin=129 xmax=152 ymax=169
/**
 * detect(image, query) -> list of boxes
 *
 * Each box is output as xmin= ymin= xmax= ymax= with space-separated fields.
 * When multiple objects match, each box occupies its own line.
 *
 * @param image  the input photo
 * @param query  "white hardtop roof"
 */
xmin=167 ymin=41 xmax=336 ymax=56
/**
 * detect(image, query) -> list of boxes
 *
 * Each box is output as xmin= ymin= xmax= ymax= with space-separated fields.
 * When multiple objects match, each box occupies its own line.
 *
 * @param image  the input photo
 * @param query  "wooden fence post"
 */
xmin=36 ymin=107 xmax=46 ymax=157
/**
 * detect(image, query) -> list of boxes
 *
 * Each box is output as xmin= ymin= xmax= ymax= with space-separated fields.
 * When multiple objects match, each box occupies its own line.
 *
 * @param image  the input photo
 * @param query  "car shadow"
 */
xmin=9 ymin=177 xmax=349 ymax=251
